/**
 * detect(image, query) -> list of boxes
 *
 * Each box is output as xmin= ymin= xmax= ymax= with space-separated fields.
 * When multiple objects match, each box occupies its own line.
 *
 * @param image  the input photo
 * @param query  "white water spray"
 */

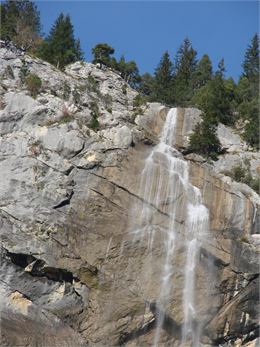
xmin=131 ymin=108 xmax=210 ymax=346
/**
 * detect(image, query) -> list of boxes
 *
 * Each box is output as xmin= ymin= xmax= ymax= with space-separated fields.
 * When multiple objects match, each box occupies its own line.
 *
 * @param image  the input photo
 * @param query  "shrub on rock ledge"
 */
xmin=188 ymin=116 xmax=222 ymax=160
xmin=25 ymin=73 xmax=42 ymax=98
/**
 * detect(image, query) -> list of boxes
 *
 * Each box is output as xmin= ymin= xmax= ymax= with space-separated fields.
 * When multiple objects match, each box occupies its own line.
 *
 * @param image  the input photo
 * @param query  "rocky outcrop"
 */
xmin=0 ymin=42 xmax=259 ymax=347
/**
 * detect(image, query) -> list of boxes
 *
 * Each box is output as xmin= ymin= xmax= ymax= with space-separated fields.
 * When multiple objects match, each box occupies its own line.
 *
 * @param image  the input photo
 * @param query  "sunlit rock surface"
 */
xmin=0 ymin=42 xmax=259 ymax=347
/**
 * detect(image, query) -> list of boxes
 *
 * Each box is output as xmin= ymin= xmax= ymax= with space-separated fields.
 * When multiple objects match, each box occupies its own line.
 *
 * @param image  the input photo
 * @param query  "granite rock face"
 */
xmin=0 ymin=42 xmax=259 ymax=347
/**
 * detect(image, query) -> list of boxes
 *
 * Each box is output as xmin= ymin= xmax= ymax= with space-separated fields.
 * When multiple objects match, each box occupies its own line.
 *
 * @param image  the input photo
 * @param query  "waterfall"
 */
xmin=131 ymin=108 xmax=210 ymax=346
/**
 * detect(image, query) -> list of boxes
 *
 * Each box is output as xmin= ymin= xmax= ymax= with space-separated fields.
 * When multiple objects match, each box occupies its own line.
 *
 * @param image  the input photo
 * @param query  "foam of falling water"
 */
xmin=181 ymin=201 xmax=209 ymax=346
xmin=129 ymin=108 xmax=210 ymax=346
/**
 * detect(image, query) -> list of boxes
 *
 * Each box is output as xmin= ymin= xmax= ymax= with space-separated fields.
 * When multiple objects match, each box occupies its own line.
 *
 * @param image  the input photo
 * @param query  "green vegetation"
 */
xmin=60 ymin=106 xmax=73 ymax=123
xmin=137 ymin=34 xmax=259 ymax=155
xmin=72 ymin=89 xmax=81 ymax=105
xmin=37 ymin=13 xmax=83 ymax=69
xmin=173 ymin=38 xmax=198 ymax=106
xmin=133 ymin=94 xmax=147 ymax=108
xmin=25 ymin=73 xmax=42 ymax=97
xmin=122 ymin=84 xmax=127 ymax=95
xmin=150 ymin=51 xmax=173 ymax=105
xmin=1 ymin=1 xmax=83 ymax=69
xmin=92 ymin=43 xmax=115 ymax=69
xmin=89 ymin=101 xmax=100 ymax=130
xmin=101 ymin=93 xmax=113 ymax=113
xmin=237 ymin=34 xmax=259 ymax=149
xmin=0 ymin=1 xmax=258 ymax=154
xmin=62 ymin=81 xmax=71 ymax=100
xmin=191 ymin=54 xmax=213 ymax=89
xmin=117 ymin=56 xmax=140 ymax=88
xmin=91 ymin=45 xmax=141 ymax=88
xmin=188 ymin=117 xmax=221 ymax=160
xmin=19 ymin=59 xmax=29 ymax=84
xmin=187 ymin=34 xmax=259 ymax=157
xmin=5 ymin=65 xmax=14 ymax=79
xmin=86 ymin=75 xmax=99 ymax=94
xmin=223 ymin=164 xmax=260 ymax=194
xmin=0 ymin=0 xmax=41 ymax=52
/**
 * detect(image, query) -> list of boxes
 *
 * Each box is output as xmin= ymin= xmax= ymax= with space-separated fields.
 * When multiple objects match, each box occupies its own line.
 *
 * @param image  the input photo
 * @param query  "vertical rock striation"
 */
xmin=0 ymin=42 xmax=259 ymax=346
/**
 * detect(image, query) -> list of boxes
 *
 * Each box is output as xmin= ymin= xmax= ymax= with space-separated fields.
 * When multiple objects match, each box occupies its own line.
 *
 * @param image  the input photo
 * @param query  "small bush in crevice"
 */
xmin=133 ymin=107 xmax=144 ymax=118
xmin=89 ymin=101 xmax=100 ymax=130
xmin=60 ymin=105 xmax=73 ymax=123
xmin=19 ymin=60 xmax=29 ymax=85
xmin=62 ymin=81 xmax=71 ymax=100
xmin=25 ymin=73 xmax=42 ymax=98
xmin=86 ymin=75 xmax=99 ymax=94
xmin=89 ymin=116 xmax=100 ymax=130
xmin=222 ymin=164 xmax=260 ymax=194
xmin=72 ymin=89 xmax=81 ymax=105
xmin=133 ymin=94 xmax=147 ymax=108
xmin=122 ymin=84 xmax=127 ymax=95
xmin=101 ymin=93 xmax=113 ymax=112
xmin=5 ymin=65 xmax=14 ymax=79
xmin=131 ymin=94 xmax=147 ymax=121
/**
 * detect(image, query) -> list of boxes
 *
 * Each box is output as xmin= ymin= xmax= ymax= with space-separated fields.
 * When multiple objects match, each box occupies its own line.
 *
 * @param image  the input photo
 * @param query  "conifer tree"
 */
xmin=235 ymin=34 xmax=259 ymax=149
xmin=173 ymin=38 xmax=198 ymax=105
xmin=191 ymin=54 xmax=213 ymax=89
xmin=151 ymin=51 xmax=173 ymax=104
xmin=38 ymin=13 xmax=83 ymax=69
xmin=216 ymin=58 xmax=225 ymax=78
xmin=236 ymin=76 xmax=251 ymax=104
xmin=1 ymin=0 xmax=41 ymax=51
xmin=242 ymin=33 xmax=259 ymax=84
xmin=139 ymin=73 xmax=154 ymax=96
xmin=188 ymin=116 xmax=221 ymax=159
xmin=192 ymin=77 xmax=232 ymax=125
xmin=117 ymin=56 xmax=127 ymax=75
xmin=92 ymin=43 xmax=115 ymax=68
xmin=116 ymin=56 xmax=140 ymax=87
xmin=124 ymin=61 xmax=140 ymax=88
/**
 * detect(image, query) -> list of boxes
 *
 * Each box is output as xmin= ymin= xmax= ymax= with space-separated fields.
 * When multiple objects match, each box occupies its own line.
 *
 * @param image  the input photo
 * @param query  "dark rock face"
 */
xmin=0 ymin=42 xmax=259 ymax=347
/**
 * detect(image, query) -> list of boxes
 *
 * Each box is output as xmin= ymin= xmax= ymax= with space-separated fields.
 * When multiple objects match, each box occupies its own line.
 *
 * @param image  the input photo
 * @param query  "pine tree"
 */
xmin=191 ymin=54 xmax=213 ymax=89
xmin=117 ymin=55 xmax=126 ymax=75
xmin=236 ymin=76 xmax=251 ymax=104
xmin=151 ymin=51 xmax=173 ymax=104
xmin=92 ymin=43 xmax=115 ymax=68
xmin=173 ymin=38 xmax=198 ymax=105
xmin=243 ymin=34 xmax=259 ymax=81
xmin=234 ymin=34 xmax=259 ymax=149
xmin=117 ymin=56 xmax=140 ymax=87
xmin=216 ymin=58 xmax=226 ymax=78
xmin=188 ymin=115 xmax=221 ymax=160
xmin=38 ymin=13 xmax=83 ymax=69
xmin=139 ymin=73 xmax=154 ymax=96
xmin=238 ymin=96 xmax=259 ymax=149
xmin=192 ymin=77 xmax=232 ymax=126
xmin=1 ymin=0 xmax=41 ymax=51
xmin=124 ymin=61 xmax=140 ymax=88
xmin=242 ymin=33 xmax=259 ymax=98
xmin=224 ymin=77 xmax=237 ymax=110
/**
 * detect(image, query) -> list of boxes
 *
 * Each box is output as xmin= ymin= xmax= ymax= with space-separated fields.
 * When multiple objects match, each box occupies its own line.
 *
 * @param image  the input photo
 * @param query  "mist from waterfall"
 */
xmin=131 ymin=108 xmax=210 ymax=346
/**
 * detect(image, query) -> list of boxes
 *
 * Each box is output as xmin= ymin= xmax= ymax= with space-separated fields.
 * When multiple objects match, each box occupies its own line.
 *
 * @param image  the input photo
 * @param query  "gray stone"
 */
xmin=0 ymin=40 xmax=259 ymax=347
xmin=217 ymin=123 xmax=248 ymax=153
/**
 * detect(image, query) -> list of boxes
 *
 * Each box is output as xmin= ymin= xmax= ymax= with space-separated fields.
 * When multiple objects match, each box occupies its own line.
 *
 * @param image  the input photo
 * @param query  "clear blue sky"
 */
xmin=36 ymin=1 xmax=259 ymax=80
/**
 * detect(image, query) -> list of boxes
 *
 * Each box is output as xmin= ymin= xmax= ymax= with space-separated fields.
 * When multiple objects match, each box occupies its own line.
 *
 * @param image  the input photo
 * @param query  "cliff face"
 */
xmin=0 ymin=42 xmax=259 ymax=347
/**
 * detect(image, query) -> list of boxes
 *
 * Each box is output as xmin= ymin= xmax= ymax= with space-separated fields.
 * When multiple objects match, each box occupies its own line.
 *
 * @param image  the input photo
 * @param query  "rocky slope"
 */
xmin=0 ymin=42 xmax=259 ymax=347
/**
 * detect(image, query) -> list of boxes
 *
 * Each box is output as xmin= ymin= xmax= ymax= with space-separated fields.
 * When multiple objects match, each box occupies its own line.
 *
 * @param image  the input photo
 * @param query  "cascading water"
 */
xmin=131 ymin=108 xmax=210 ymax=346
